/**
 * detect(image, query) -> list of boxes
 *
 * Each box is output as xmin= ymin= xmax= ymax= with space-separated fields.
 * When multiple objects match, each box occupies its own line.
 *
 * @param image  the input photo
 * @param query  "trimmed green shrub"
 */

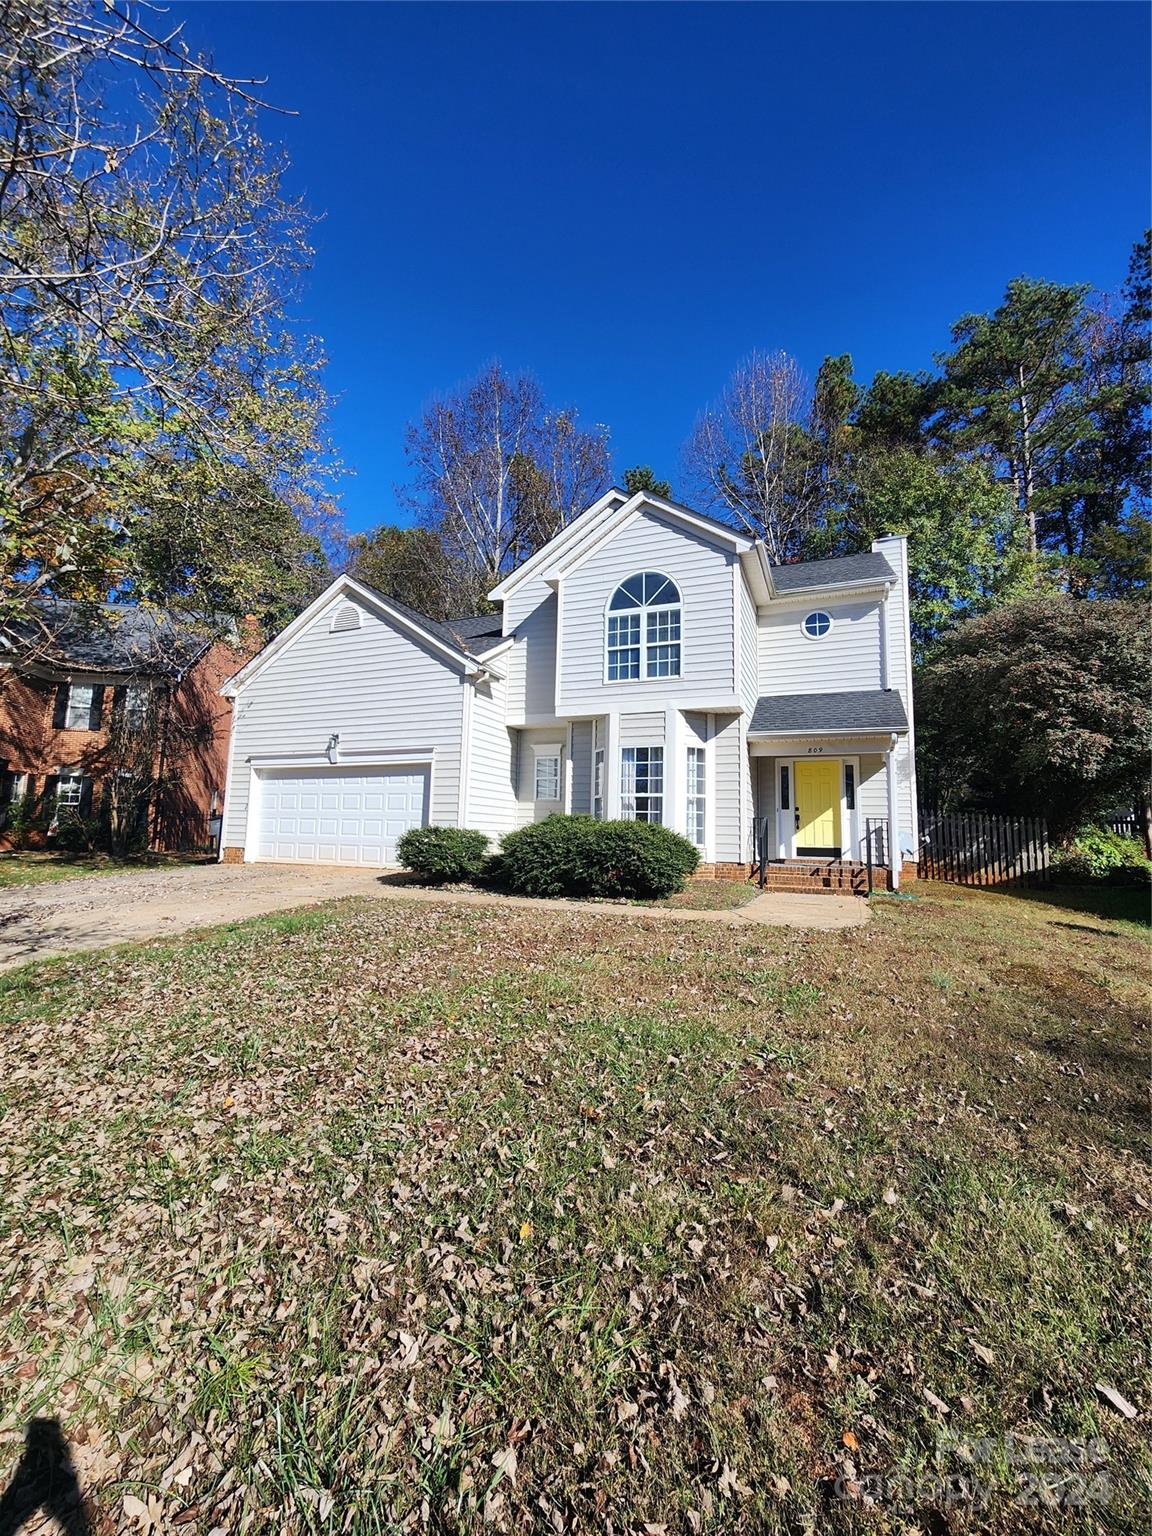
xmin=494 ymin=814 xmax=700 ymax=899
xmin=396 ymin=825 xmax=490 ymax=883
xmin=1050 ymin=825 xmax=1151 ymax=886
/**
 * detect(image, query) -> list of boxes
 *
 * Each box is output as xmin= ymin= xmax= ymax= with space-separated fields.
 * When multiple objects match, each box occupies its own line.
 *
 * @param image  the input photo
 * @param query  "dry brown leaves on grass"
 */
xmin=0 ymin=887 xmax=1148 ymax=1535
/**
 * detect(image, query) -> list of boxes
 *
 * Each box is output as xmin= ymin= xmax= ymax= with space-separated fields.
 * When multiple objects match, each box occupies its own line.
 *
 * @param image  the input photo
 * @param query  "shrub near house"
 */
xmin=396 ymin=825 xmax=490 ymax=883
xmin=494 ymin=815 xmax=700 ymax=899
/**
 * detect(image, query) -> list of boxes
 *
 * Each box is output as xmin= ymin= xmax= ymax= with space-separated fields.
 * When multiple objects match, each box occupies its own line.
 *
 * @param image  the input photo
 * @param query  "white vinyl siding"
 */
xmin=224 ymin=594 xmax=464 ymax=851
xmin=513 ymin=727 xmax=567 ymax=825
xmin=737 ymin=575 xmax=758 ymax=714
xmin=857 ymin=742 xmax=915 ymax=858
xmin=558 ymin=509 xmax=736 ymax=714
xmin=757 ymin=599 xmax=883 ymax=695
xmin=711 ymin=713 xmax=743 ymax=862
xmin=503 ymin=584 xmax=556 ymax=721
xmin=619 ymin=711 xmax=665 ymax=748
xmin=464 ymin=673 xmax=516 ymax=839
xmin=570 ymin=720 xmax=593 ymax=815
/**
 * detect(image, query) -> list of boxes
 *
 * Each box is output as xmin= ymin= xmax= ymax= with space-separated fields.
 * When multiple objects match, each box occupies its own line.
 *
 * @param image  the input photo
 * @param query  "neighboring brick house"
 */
xmin=0 ymin=603 xmax=253 ymax=852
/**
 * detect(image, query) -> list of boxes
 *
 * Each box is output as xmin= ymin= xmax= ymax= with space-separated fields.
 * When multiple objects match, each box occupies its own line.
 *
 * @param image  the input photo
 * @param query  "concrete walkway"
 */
xmin=0 ymin=862 xmax=866 ymax=971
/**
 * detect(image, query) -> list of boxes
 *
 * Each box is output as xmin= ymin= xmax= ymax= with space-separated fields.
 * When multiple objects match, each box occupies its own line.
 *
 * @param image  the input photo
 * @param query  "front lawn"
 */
xmin=0 ymin=886 xmax=1147 ymax=1533
xmin=0 ymin=850 xmax=214 ymax=889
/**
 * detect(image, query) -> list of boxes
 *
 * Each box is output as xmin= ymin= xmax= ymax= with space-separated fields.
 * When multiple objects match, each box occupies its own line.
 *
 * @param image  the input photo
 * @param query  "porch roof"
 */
xmin=749 ymin=688 xmax=908 ymax=736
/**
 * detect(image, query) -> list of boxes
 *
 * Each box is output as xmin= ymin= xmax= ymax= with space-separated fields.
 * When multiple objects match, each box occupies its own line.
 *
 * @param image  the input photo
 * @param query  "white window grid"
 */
xmin=65 ymin=684 xmax=95 ymax=730
xmin=606 ymin=573 xmax=682 ymax=681
xmin=621 ymin=746 xmax=663 ymax=824
xmin=56 ymin=773 xmax=84 ymax=808
xmin=124 ymin=686 xmax=149 ymax=728
xmin=534 ymin=753 xmax=561 ymax=801
xmin=686 ymin=745 xmax=706 ymax=848
xmin=607 ymin=612 xmax=641 ymax=681
xmin=592 ymin=748 xmax=604 ymax=819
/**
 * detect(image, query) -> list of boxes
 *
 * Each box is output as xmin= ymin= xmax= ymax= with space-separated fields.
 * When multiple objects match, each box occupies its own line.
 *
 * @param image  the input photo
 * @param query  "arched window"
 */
xmin=606 ymin=572 xmax=681 ymax=680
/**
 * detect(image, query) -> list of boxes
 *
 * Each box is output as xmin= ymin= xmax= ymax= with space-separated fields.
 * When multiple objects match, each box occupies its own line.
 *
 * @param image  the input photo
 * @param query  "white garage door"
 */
xmin=256 ymin=765 xmax=429 ymax=865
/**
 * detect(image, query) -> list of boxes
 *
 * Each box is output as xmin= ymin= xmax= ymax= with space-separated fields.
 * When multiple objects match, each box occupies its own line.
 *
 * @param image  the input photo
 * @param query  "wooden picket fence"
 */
xmin=917 ymin=805 xmax=1050 ymax=887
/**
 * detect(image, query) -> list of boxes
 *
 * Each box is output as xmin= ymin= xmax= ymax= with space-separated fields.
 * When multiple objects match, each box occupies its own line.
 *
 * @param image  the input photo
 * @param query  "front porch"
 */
xmin=746 ymin=689 xmax=914 ymax=894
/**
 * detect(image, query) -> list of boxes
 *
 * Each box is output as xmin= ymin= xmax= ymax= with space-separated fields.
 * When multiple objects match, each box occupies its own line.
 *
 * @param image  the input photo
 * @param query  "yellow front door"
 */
xmin=794 ymin=759 xmax=841 ymax=852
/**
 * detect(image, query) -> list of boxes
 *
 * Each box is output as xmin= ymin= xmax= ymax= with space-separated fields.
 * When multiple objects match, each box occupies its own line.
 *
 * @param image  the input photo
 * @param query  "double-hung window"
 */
xmin=56 ymin=772 xmax=85 ymax=810
xmin=686 ymin=745 xmax=706 ymax=848
xmin=123 ymin=686 xmax=149 ymax=729
xmin=607 ymin=573 xmax=681 ymax=681
xmin=65 ymin=683 xmax=97 ymax=730
xmin=621 ymin=746 xmax=663 ymax=823
xmin=534 ymin=751 xmax=561 ymax=802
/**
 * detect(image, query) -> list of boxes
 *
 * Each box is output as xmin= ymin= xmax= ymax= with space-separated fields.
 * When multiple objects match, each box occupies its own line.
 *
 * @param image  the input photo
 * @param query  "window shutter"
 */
xmin=111 ymin=685 xmax=127 ymax=724
xmin=88 ymin=686 xmax=104 ymax=731
xmin=79 ymin=778 xmax=95 ymax=817
xmin=52 ymin=683 xmax=69 ymax=729
xmin=41 ymin=775 xmax=59 ymax=815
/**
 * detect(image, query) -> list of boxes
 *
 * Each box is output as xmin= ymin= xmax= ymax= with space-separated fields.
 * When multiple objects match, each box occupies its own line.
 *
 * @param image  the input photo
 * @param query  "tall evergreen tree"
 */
xmin=623 ymin=465 xmax=671 ymax=498
xmin=938 ymin=277 xmax=1091 ymax=558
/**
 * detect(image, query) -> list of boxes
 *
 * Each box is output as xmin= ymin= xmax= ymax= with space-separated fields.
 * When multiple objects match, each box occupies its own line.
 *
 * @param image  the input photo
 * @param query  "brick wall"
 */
xmin=0 ymin=638 xmax=251 ymax=851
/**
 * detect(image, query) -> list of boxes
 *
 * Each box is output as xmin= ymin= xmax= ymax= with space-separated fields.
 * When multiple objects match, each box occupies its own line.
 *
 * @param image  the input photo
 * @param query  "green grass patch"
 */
xmin=0 ymin=886 xmax=1147 ymax=1533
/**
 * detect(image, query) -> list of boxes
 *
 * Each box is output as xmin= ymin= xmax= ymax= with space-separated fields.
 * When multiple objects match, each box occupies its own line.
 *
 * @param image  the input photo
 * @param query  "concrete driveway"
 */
xmin=0 ymin=862 xmax=865 ymax=971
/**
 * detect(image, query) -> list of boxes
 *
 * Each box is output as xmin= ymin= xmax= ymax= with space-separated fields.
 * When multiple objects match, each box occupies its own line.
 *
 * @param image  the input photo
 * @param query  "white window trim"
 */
xmin=65 ymin=682 xmax=96 ymax=730
xmin=55 ymin=770 xmax=85 ymax=808
xmin=602 ymin=573 xmax=685 ymax=685
xmin=591 ymin=746 xmax=605 ymax=820
xmin=801 ymin=610 xmax=834 ymax=641
xmin=620 ymin=744 xmax=664 ymax=824
xmin=531 ymin=742 xmax=563 ymax=803
xmin=686 ymin=743 xmax=707 ymax=850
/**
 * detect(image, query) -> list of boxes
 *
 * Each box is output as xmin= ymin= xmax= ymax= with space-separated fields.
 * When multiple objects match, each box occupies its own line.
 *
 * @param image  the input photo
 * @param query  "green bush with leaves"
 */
xmin=395 ymin=825 xmax=490 ymax=883
xmin=1050 ymin=825 xmax=1151 ymax=886
xmin=493 ymin=815 xmax=700 ymax=900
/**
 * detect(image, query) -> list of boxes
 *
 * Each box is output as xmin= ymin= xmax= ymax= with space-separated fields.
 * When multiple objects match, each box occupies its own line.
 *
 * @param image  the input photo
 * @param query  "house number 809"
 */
xmin=806 ymin=746 xmax=825 ymax=754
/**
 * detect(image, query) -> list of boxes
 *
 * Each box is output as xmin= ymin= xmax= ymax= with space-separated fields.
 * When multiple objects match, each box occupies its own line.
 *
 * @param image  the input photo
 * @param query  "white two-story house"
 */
xmin=219 ymin=488 xmax=918 ymax=889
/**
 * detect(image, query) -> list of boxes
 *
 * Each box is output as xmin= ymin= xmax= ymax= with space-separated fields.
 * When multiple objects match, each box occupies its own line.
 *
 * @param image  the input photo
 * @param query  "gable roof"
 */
xmin=1 ymin=601 xmax=214 ymax=677
xmin=749 ymin=689 xmax=909 ymax=735
xmin=222 ymin=574 xmax=496 ymax=698
xmin=768 ymin=551 xmax=895 ymax=594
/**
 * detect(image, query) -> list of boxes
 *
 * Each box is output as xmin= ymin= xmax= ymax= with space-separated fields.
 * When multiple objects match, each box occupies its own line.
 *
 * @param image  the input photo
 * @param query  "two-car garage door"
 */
xmin=255 ymin=765 xmax=429 ymax=865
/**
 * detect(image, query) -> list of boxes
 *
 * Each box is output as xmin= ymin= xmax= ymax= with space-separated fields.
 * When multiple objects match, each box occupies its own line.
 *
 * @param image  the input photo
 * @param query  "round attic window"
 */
xmin=802 ymin=610 xmax=832 ymax=639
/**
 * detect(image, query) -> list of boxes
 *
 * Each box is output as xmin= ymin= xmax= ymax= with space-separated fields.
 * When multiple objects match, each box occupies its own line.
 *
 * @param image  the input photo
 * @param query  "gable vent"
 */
xmin=330 ymin=603 xmax=362 ymax=633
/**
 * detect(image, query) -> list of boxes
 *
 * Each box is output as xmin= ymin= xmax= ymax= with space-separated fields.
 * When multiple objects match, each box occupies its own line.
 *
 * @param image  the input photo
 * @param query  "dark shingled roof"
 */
xmin=769 ymin=551 xmax=895 ymax=592
xmin=749 ymin=689 xmax=909 ymax=735
xmin=4 ymin=602 xmax=213 ymax=676
xmin=350 ymin=584 xmax=506 ymax=658
xmin=444 ymin=613 xmax=506 ymax=647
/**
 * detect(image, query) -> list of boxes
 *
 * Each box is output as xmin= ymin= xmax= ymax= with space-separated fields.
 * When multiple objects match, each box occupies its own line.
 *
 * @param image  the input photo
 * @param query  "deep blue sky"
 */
xmin=170 ymin=1 xmax=1149 ymax=533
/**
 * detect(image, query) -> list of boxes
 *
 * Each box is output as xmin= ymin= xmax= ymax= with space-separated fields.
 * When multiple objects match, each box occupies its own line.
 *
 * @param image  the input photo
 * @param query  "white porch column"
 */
xmin=885 ymin=740 xmax=900 ymax=891
xmin=664 ymin=706 xmax=682 ymax=836
xmin=605 ymin=711 xmax=621 ymax=820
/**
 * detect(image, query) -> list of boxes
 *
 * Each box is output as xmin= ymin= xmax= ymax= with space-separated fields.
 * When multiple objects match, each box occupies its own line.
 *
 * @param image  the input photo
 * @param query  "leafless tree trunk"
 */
xmin=400 ymin=362 xmax=610 ymax=596
xmin=682 ymin=351 xmax=821 ymax=564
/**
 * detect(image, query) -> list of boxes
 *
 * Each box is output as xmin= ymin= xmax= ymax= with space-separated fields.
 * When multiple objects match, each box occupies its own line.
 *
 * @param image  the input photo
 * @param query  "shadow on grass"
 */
xmin=1025 ymin=883 xmax=1150 ymax=929
xmin=0 ymin=1419 xmax=90 ymax=1536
